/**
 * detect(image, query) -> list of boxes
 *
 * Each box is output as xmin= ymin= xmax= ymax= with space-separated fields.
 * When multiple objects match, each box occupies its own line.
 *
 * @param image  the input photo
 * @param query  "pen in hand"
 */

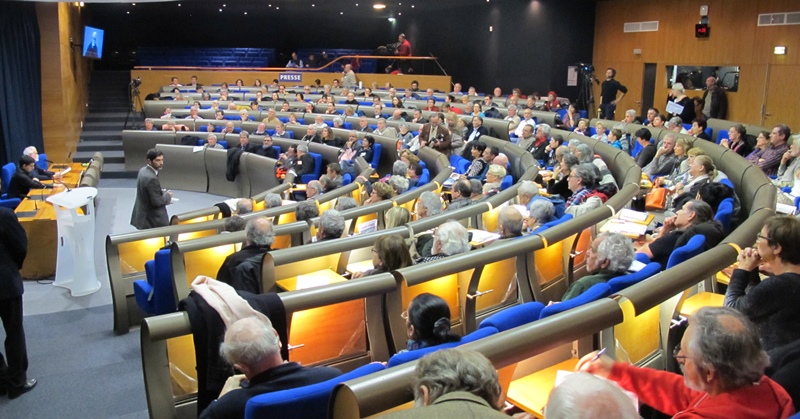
xmin=591 ymin=347 xmax=606 ymax=362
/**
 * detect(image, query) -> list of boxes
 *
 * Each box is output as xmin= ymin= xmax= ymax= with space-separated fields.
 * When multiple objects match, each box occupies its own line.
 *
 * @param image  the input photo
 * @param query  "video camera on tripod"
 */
xmin=374 ymin=42 xmax=401 ymax=56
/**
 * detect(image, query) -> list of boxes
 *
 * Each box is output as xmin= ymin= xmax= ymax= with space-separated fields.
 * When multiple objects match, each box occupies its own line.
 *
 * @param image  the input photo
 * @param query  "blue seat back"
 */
xmin=634 ymin=252 xmax=651 ymax=264
xmin=370 ymin=143 xmax=382 ymax=169
xmin=0 ymin=197 xmax=21 ymax=210
xmin=714 ymin=198 xmax=734 ymax=233
xmin=479 ymin=302 xmax=546 ymax=332
xmin=417 ymin=169 xmax=430 ymax=186
xmin=719 ymin=178 xmax=734 ymax=190
xmin=531 ymin=213 xmax=573 ymax=234
xmin=386 ymin=326 xmax=498 ymax=367
xmin=133 ymin=260 xmax=158 ymax=314
xmin=716 ymin=129 xmax=730 ymax=144
xmin=301 ymin=152 xmax=323 ymax=184
xmin=2 ymin=162 xmax=15 ymax=194
xmin=342 ymin=173 xmax=353 ymax=186
xmin=630 ymin=140 xmax=643 ymax=157
xmin=607 ymin=262 xmax=662 ymax=293
xmin=244 ymin=363 xmax=386 ymax=419
xmin=499 ymin=175 xmax=513 ymax=190
xmin=37 ymin=153 xmax=49 ymax=171
xmin=539 ymin=283 xmax=612 ymax=319
xmin=666 ymin=234 xmax=705 ymax=269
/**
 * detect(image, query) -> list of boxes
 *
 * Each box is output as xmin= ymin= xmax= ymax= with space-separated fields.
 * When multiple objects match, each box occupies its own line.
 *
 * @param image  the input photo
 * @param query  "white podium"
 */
xmin=46 ymin=187 xmax=101 ymax=297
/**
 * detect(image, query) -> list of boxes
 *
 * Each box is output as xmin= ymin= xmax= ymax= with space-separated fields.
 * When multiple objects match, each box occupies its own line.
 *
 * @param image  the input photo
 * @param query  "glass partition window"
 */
xmin=665 ymin=65 xmax=739 ymax=92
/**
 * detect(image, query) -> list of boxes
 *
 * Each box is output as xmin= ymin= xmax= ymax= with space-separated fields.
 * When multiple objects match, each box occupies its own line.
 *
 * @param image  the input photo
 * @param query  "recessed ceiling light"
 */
xmin=126 ymin=11 xmax=130 ymax=14
xmin=131 ymin=2 xmax=136 ymax=5
xmin=312 ymin=4 xmax=315 ymax=6
xmin=177 ymin=3 xmax=181 ymax=6
xmin=374 ymin=3 xmax=386 ymax=9
xmin=398 ymin=12 xmax=402 ymax=15
xmin=244 ymin=11 xmax=247 ymax=14
xmin=411 ymin=5 xmax=415 ymax=8
xmin=219 ymin=9 xmax=222 ymax=12
xmin=388 ymin=17 xmax=395 ymax=22
xmin=223 ymin=4 xmax=226 ymax=7
xmin=340 ymin=11 xmax=344 ymax=14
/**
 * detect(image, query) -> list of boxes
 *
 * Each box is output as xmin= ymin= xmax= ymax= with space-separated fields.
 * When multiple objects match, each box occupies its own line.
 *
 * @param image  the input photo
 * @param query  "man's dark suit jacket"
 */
xmin=291 ymin=153 xmax=315 ymax=177
xmin=199 ymin=362 xmax=341 ymax=419
xmin=255 ymin=146 xmax=279 ymax=159
xmin=215 ymin=244 xmax=271 ymax=292
xmin=31 ymin=167 xmax=54 ymax=181
xmin=419 ymin=123 xmax=452 ymax=154
xmin=7 ymin=168 xmax=48 ymax=199
xmin=237 ymin=142 xmax=258 ymax=153
xmin=301 ymin=134 xmax=322 ymax=144
xmin=0 ymin=207 xmax=27 ymax=300
xmin=130 ymin=165 xmax=171 ymax=229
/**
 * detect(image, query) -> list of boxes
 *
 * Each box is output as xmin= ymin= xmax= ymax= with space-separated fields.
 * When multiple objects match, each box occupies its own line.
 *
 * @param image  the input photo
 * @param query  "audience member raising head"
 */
xmin=403 ymin=293 xmax=461 ymax=351
xmin=562 ymin=232 xmax=633 ymax=301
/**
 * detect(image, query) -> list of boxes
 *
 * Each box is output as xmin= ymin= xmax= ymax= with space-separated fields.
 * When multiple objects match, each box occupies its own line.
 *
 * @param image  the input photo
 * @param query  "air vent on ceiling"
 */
xmin=758 ymin=12 xmax=800 ymax=26
xmin=624 ymin=21 xmax=659 ymax=33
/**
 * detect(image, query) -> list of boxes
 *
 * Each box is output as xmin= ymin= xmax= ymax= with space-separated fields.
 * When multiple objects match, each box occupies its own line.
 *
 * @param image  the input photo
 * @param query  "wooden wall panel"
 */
xmin=593 ymin=0 xmax=800 ymax=127
xmin=37 ymin=2 xmax=89 ymax=162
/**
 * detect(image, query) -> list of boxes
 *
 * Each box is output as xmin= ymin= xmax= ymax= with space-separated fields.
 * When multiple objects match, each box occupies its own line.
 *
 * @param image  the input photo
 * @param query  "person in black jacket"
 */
xmin=215 ymin=218 xmax=273 ymax=294
xmin=254 ymin=135 xmax=279 ymax=159
xmin=0 ymin=206 xmax=37 ymax=398
xmin=290 ymin=143 xmax=315 ymax=179
xmin=7 ymin=155 xmax=51 ymax=199
xmin=22 ymin=147 xmax=56 ymax=181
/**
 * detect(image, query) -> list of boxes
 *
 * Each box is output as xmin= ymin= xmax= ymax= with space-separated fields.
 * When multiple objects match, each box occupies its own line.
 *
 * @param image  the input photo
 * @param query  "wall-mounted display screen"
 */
xmin=83 ymin=26 xmax=104 ymax=59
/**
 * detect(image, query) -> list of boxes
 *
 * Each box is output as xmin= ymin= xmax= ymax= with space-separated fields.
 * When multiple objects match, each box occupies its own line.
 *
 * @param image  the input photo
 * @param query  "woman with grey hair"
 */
xmin=546 ymin=153 xmax=580 ymax=200
xmin=482 ymin=164 xmax=507 ymax=194
xmin=668 ymin=82 xmax=695 ymax=123
xmin=415 ymin=220 xmax=471 ymax=264
xmin=562 ymin=232 xmax=633 ymax=300
xmin=416 ymin=191 xmax=443 ymax=219
xmin=526 ymin=198 xmax=555 ymax=233
xmin=576 ymin=143 xmax=617 ymax=187
xmin=388 ymin=175 xmax=410 ymax=196
xmin=397 ymin=123 xmax=414 ymax=149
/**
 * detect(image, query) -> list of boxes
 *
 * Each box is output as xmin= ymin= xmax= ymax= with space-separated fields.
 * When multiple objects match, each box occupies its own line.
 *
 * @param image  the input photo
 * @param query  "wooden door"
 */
xmin=763 ymin=65 xmax=800 ymax=130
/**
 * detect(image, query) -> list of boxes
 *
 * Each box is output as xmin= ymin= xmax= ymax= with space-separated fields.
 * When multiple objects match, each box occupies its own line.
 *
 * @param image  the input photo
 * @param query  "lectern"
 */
xmin=46 ymin=187 xmax=100 ymax=296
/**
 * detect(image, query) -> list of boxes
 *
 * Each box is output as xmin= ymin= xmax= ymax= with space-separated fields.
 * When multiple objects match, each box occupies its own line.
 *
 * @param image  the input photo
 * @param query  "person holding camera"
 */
xmin=418 ymin=113 xmax=452 ymax=155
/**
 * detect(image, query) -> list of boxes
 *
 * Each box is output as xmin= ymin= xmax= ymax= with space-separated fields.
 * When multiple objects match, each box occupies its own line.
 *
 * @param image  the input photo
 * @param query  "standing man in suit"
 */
xmin=461 ymin=116 xmax=489 ymax=160
xmin=130 ymin=149 xmax=172 ymax=230
xmin=418 ymin=113 xmax=451 ymax=155
xmin=0 ymin=207 xmax=36 ymax=398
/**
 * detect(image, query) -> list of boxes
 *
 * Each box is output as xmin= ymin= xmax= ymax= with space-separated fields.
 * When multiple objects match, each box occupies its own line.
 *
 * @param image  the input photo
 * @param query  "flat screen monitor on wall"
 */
xmin=82 ymin=26 xmax=104 ymax=59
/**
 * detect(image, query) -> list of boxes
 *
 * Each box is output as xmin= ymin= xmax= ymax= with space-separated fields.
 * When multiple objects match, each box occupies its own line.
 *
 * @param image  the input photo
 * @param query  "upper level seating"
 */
xmin=137 ymin=47 xmax=276 ymax=68
xmin=296 ymin=48 xmax=376 ymax=73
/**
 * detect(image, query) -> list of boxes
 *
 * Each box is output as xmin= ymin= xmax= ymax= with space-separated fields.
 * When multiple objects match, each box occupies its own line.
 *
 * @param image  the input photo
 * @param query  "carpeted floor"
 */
xmin=1 ymin=179 xmax=224 ymax=417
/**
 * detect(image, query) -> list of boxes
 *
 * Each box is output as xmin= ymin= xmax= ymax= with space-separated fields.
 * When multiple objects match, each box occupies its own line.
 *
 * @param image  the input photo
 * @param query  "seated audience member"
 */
xmin=351 ymin=235 xmax=413 ymax=279
xmin=482 ymin=165 xmax=506 ymax=194
xmin=463 ymin=142 xmax=488 ymax=180
xmin=366 ymin=182 xmax=393 ymax=205
xmin=215 ymin=218 xmax=274 ymax=293
xmin=379 ymin=349 xmax=507 ymax=418
xmin=301 ymin=125 xmax=321 ymax=143
xmin=254 ymin=135 xmax=278 ymax=158
xmin=199 ymin=316 xmax=341 ymax=419
xmin=565 ymin=163 xmax=597 ymax=208
xmin=516 ymin=180 xmax=540 ymax=210
xmin=143 ymin=118 xmax=158 ymax=131
xmin=725 ymin=216 xmax=800 ymax=352
xmin=8 ymin=155 xmax=51 ymax=198
xmin=754 ymin=125 xmax=791 ymax=177
xmin=387 ymin=175 xmax=410 ymax=197
xmin=384 ymin=206 xmax=411 ymax=229
xmin=515 ymin=124 xmax=537 ymax=155
xmin=402 ymin=293 xmax=461 ymax=351
xmin=545 ymin=153 xmax=580 ymax=201
xmin=639 ymin=200 xmax=724 ymax=271
xmin=233 ymin=198 xmax=253 ymax=215
xmin=544 ymin=372 xmax=639 ymax=419
xmin=776 ymin=141 xmax=800 ymax=187
xmin=577 ymin=306 xmax=794 ymax=419
xmin=315 ymin=209 xmax=345 ymax=242
xmin=545 ymin=135 xmax=565 ymax=168
xmin=319 ymin=163 xmax=343 ymax=192
xmin=573 ymin=119 xmax=590 ymax=136
xmin=469 ymin=179 xmax=484 ymax=202
xmin=305 ymin=180 xmax=322 ymax=200
xmin=690 ymin=118 xmax=711 ymax=141
xmin=493 ymin=153 xmax=509 ymax=172
xmin=335 ymin=197 xmax=358 ymax=211
xmin=562 ymin=233 xmax=633 ymax=301
xmin=526 ymin=199 xmax=555 ymax=233
xmin=22 ymin=146 xmax=58 ymax=181
xmin=575 ymin=144 xmax=616 ymax=187
xmin=531 ymin=124 xmax=552 ymax=161
xmin=745 ymin=130 xmax=771 ymax=166
xmin=643 ymin=133 xmax=680 ymax=177
xmin=236 ymin=131 xmax=256 ymax=152
xmin=205 ymin=134 xmax=224 ymax=149
xmin=607 ymin=128 xmax=626 ymax=152
xmin=447 ymin=179 xmax=473 ymax=211
xmin=416 ymin=191 xmax=443 ymax=220
xmin=672 ymin=155 xmax=718 ymax=210
xmin=497 ymin=206 xmax=524 ymax=239
xmin=634 ymin=128 xmax=656 ymax=168
xmin=222 ymin=215 xmax=246 ymax=233
xmin=592 ymin=122 xmax=609 ymax=143
xmin=665 ymin=116 xmax=688 ymax=134
xmin=720 ymin=124 xmax=752 ymax=157
xmin=407 ymin=163 xmax=423 ymax=188
xmin=416 ymin=220 xmax=471 ymax=264
xmin=263 ymin=193 xmax=282 ymax=209
xmin=295 ymin=200 xmax=319 ymax=222
xmin=289 ymin=143 xmax=315 ymax=179
xmin=696 ymin=182 xmax=736 ymax=214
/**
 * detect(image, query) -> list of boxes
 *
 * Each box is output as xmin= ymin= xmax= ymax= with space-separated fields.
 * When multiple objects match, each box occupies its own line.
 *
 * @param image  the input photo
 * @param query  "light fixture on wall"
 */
xmin=374 ymin=3 xmax=386 ymax=9
xmin=774 ymin=46 xmax=787 ymax=55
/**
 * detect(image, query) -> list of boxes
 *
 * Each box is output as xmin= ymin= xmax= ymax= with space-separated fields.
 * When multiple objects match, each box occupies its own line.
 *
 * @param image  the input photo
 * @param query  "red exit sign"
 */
xmin=695 ymin=24 xmax=710 ymax=38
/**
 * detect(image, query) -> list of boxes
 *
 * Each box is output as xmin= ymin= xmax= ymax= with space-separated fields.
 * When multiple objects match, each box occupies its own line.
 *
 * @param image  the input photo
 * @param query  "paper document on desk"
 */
xmin=60 ymin=166 xmax=71 ymax=176
xmin=356 ymin=219 xmax=377 ymax=235
xmin=776 ymin=203 xmax=796 ymax=215
xmin=470 ymin=230 xmax=501 ymax=244
xmin=603 ymin=219 xmax=647 ymax=236
xmin=666 ymin=101 xmax=684 ymax=115
xmin=619 ymin=208 xmax=648 ymax=222
xmin=192 ymin=146 xmax=204 ymax=153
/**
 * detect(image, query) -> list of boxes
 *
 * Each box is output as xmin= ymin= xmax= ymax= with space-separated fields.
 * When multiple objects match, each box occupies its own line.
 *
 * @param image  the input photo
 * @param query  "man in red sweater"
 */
xmin=577 ymin=306 xmax=794 ymax=418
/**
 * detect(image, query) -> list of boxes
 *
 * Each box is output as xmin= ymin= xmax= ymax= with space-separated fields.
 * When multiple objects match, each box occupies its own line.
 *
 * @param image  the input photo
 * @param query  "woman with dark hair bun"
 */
xmin=403 ymin=293 xmax=460 ymax=351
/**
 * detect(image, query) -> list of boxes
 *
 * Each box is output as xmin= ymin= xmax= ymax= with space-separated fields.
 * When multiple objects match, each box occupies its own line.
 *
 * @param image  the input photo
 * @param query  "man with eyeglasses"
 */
xmin=576 ymin=306 xmax=794 ymax=418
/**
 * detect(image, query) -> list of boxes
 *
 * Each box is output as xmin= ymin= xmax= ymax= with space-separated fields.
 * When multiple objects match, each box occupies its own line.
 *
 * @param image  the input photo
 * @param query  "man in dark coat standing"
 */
xmin=0 ymin=207 xmax=37 ymax=398
xmin=130 ymin=149 xmax=172 ymax=229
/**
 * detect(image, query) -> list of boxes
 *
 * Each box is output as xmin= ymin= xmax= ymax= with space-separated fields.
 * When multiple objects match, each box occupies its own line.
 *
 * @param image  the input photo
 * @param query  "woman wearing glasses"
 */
xmin=401 ymin=293 xmax=460 ymax=352
xmin=725 ymin=215 xmax=800 ymax=353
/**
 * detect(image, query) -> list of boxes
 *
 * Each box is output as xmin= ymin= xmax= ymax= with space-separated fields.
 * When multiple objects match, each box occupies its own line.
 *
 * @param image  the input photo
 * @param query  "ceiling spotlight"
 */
xmin=126 ymin=11 xmax=130 ymax=14
xmin=79 ymin=1 xmax=85 ymax=5
xmin=388 ymin=17 xmax=395 ymax=22
xmin=177 ymin=3 xmax=181 ymax=6
xmin=340 ymin=11 xmax=344 ymax=14
xmin=374 ymin=3 xmax=386 ymax=9
xmin=398 ymin=12 xmax=402 ymax=15
xmin=131 ymin=2 xmax=135 ymax=5
xmin=219 ymin=9 xmax=222 ymax=12
xmin=223 ymin=4 xmax=226 ymax=7
xmin=244 ymin=11 xmax=247 ymax=14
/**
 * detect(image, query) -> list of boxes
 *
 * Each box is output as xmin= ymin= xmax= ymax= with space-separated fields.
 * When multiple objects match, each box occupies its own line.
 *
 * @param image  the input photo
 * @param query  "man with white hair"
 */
xmin=416 ymin=220 xmax=471 ymax=264
xmin=205 ymin=134 xmax=223 ymax=149
xmin=342 ymin=63 xmax=357 ymax=87
xmin=497 ymin=206 xmax=524 ymax=239
xmin=643 ymin=133 xmax=680 ymax=177
xmin=199 ymin=316 xmax=340 ymax=419
xmin=289 ymin=143 xmax=315 ymax=179
xmin=561 ymin=233 xmax=633 ymax=301
xmin=544 ymin=372 xmax=638 ymax=419
xmin=214 ymin=218 xmax=274 ymax=294
xmin=379 ymin=349 xmax=507 ymax=418
xmin=504 ymin=105 xmax=520 ymax=132
xmin=514 ymin=108 xmax=537 ymax=137
xmin=316 ymin=209 xmax=345 ymax=242
xmin=373 ymin=118 xmax=397 ymax=138
xmin=301 ymin=125 xmax=321 ymax=143
xmin=305 ymin=180 xmax=322 ymax=200
xmin=21 ymin=146 xmax=57 ymax=180
xmin=577 ymin=306 xmax=794 ymax=418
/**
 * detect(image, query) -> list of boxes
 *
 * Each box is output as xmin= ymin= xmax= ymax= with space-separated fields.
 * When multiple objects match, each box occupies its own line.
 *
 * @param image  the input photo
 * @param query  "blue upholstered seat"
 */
xmin=714 ymin=198 xmax=734 ymax=233
xmin=479 ymin=302 xmax=546 ymax=332
xmin=132 ymin=249 xmax=176 ymax=315
xmin=386 ymin=326 xmax=498 ymax=368
xmin=301 ymin=152 xmax=323 ymax=184
xmin=244 ymin=363 xmax=385 ymax=419
xmin=370 ymin=143 xmax=382 ymax=169
xmin=666 ymin=234 xmax=705 ymax=269
xmin=37 ymin=153 xmax=49 ymax=171
xmin=531 ymin=213 xmax=573 ymax=234
xmin=607 ymin=262 xmax=662 ymax=293
xmin=538 ymin=283 xmax=612 ymax=319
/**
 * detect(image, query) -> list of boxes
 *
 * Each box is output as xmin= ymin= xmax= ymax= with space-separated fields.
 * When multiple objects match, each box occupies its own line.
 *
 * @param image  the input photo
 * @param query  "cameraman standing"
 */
xmin=395 ymin=33 xmax=412 ymax=74
xmin=599 ymin=67 xmax=627 ymax=120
